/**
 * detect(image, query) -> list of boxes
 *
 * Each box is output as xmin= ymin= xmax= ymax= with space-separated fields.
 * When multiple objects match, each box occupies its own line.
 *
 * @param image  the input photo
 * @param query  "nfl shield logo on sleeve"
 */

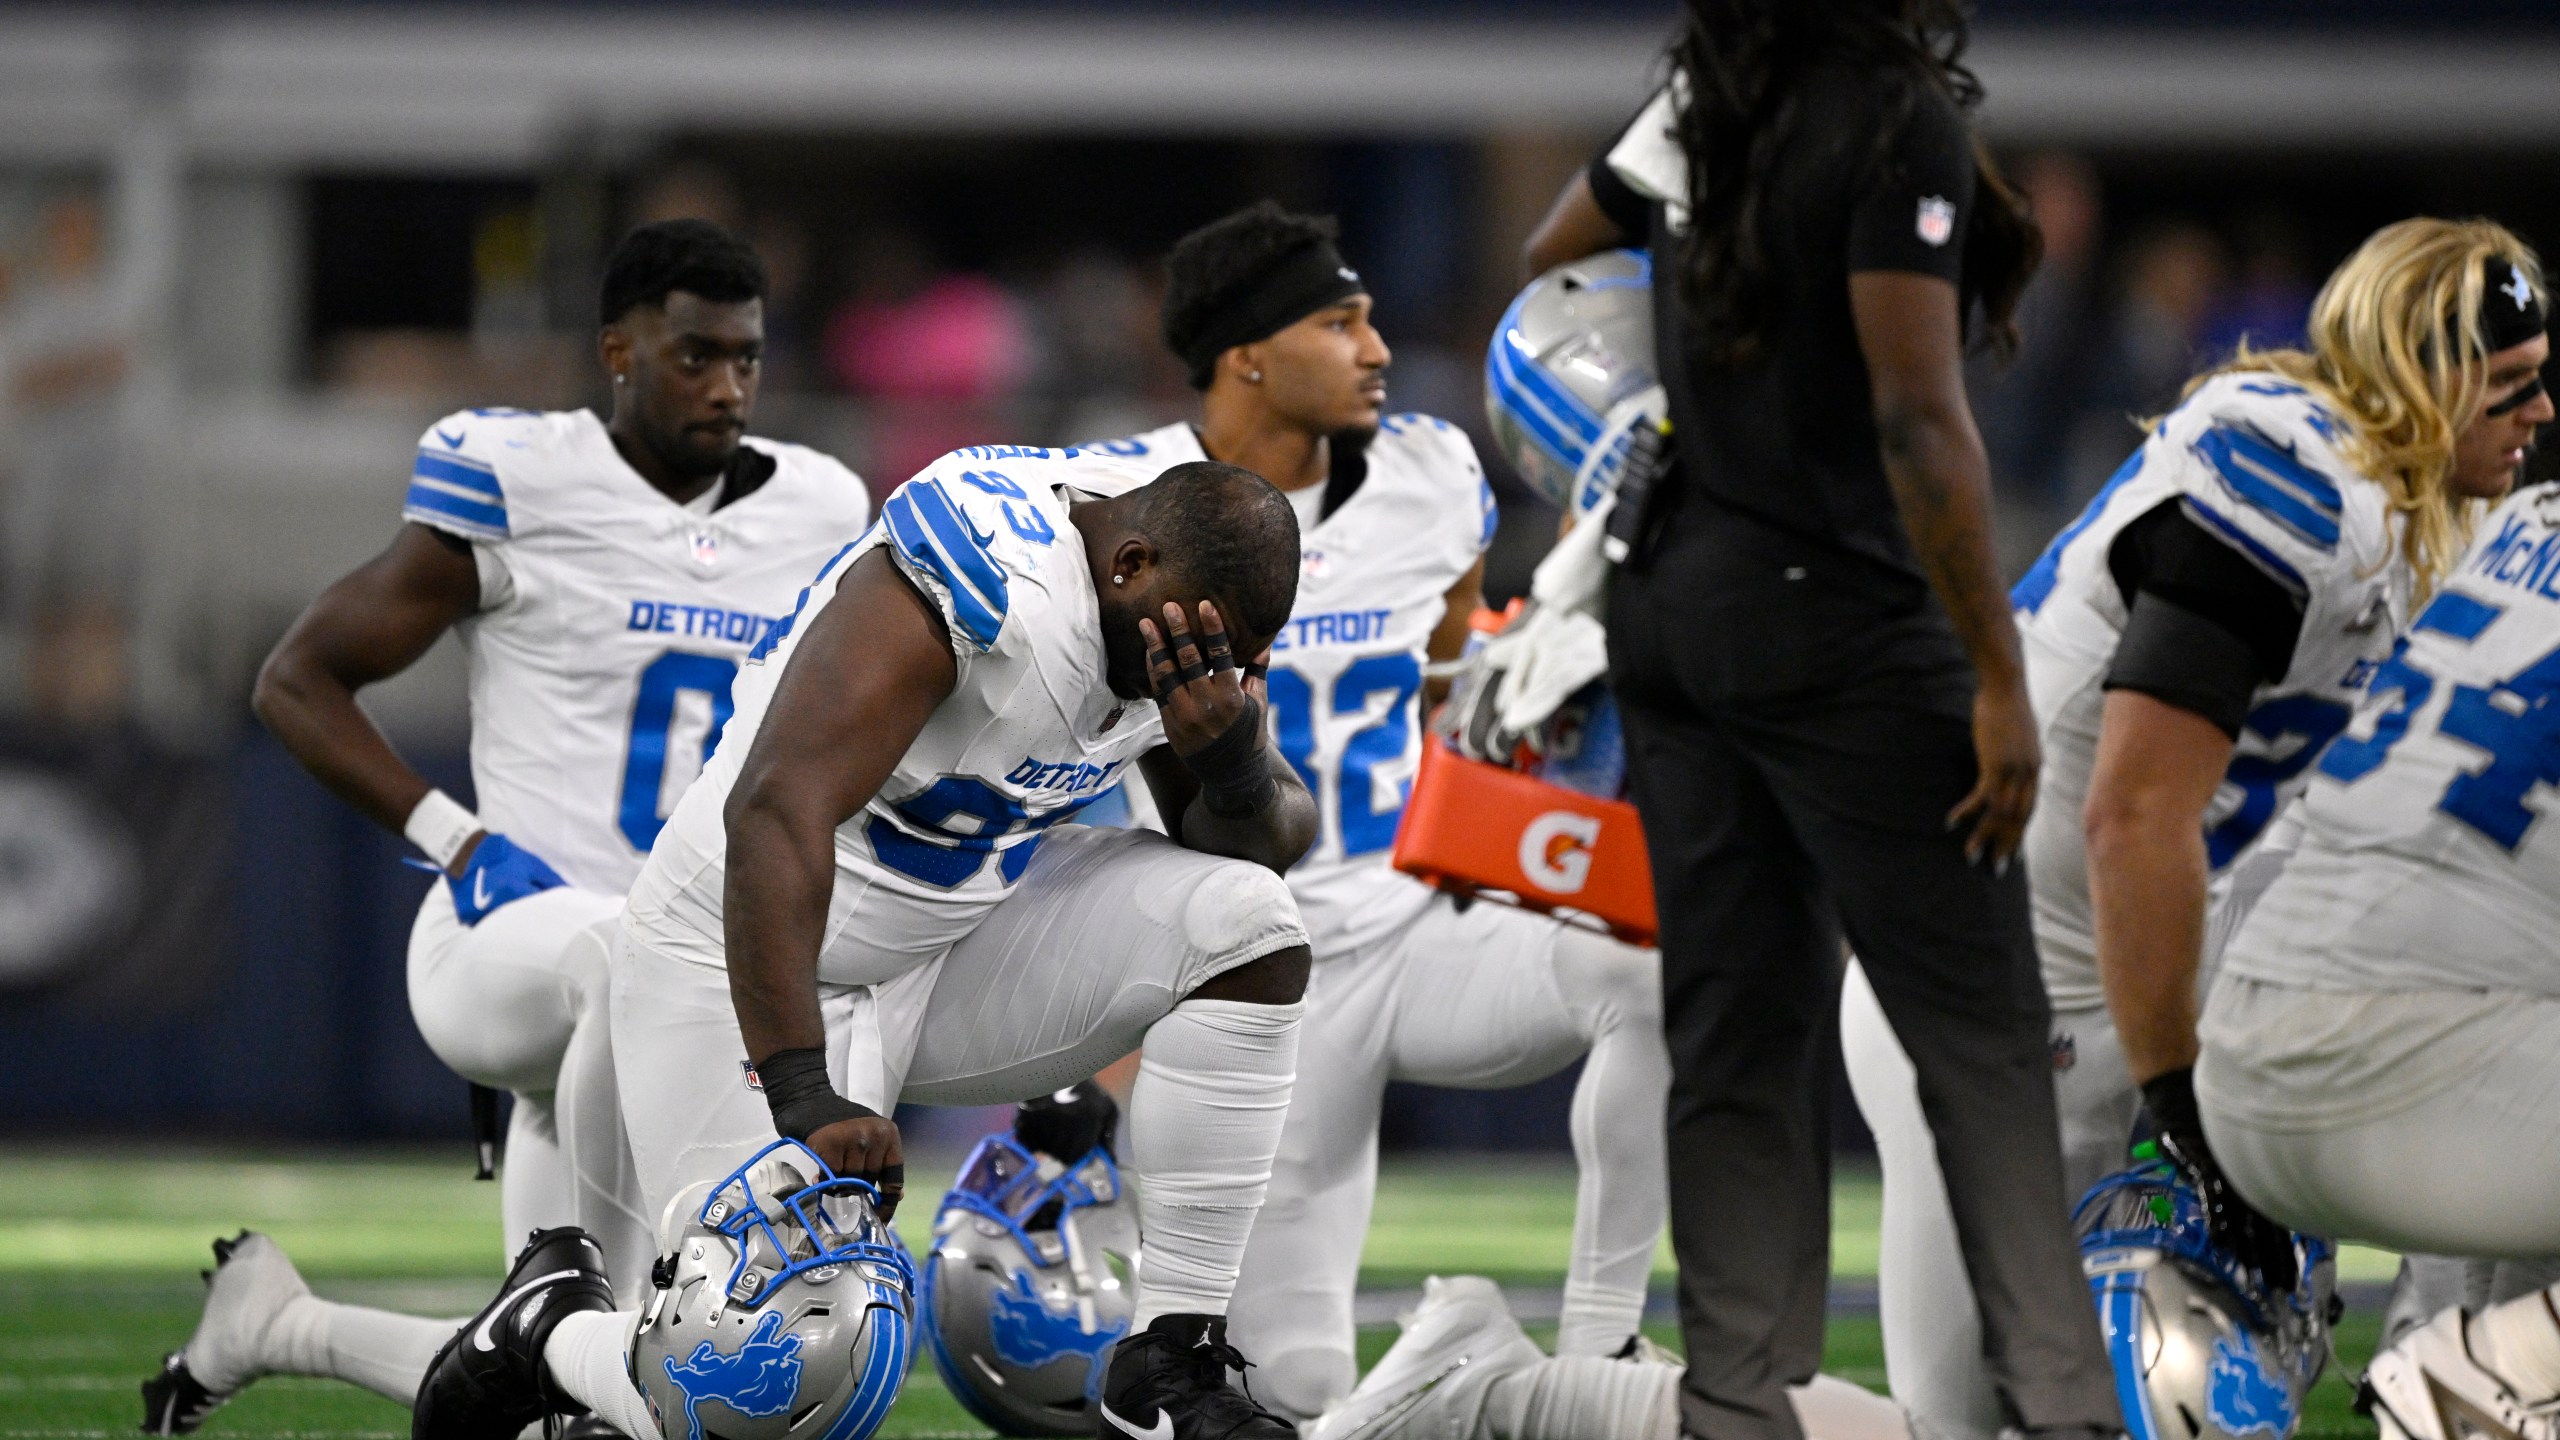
xmin=1915 ymin=196 xmax=1956 ymax=247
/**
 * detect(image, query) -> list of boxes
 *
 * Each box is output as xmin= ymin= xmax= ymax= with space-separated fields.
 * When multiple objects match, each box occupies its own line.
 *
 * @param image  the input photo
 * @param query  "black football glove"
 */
xmin=2143 ymin=1067 xmax=2298 ymax=1293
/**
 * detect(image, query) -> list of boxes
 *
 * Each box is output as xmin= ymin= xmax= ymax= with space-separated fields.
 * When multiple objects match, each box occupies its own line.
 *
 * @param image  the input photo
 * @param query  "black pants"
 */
xmin=1608 ymin=517 xmax=2118 ymax=1440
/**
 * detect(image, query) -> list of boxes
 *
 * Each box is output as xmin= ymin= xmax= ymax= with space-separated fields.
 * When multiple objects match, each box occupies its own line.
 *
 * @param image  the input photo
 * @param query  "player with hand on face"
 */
xmin=141 ymin=220 xmax=870 ymax=1434
xmin=1087 ymin=200 xmax=1673 ymax=1426
xmin=396 ymin=448 xmax=1323 ymax=1440
xmin=1839 ymin=218 xmax=2547 ymax=1440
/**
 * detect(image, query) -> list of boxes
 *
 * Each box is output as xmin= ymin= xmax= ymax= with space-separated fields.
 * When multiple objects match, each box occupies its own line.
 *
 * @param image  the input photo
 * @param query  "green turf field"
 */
xmin=0 ymin=1148 xmax=2391 ymax=1439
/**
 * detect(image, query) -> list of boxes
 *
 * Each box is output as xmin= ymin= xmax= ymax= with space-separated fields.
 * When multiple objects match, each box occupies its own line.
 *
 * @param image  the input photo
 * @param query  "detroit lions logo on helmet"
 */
xmin=663 ymin=1311 xmax=806 ymax=1440
xmin=2206 ymin=1330 xmax=2300 ymax=1438
xmin=988 ymin=1270 xmax=1128 ymax=1402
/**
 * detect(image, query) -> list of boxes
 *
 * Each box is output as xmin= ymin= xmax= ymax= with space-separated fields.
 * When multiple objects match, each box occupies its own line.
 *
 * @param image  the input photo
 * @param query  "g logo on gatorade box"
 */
xmin=1518 ymin=811 xmax=1601 ymax=894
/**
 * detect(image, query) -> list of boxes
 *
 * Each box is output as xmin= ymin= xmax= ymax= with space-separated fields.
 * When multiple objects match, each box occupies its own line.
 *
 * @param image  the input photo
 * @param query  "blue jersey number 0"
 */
xmin=619 ymin=651 xmax=740 ymax=851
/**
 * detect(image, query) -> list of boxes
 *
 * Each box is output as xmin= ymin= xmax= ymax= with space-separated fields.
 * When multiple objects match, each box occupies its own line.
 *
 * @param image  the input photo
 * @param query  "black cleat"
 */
xmin=140 ymin=1349 xmax=224 ymax=1436
xmin=1095 ymin=1313 xmax=1294 ymax=1440
xmin=411 ymin=1227 xmax=614 ymax=1440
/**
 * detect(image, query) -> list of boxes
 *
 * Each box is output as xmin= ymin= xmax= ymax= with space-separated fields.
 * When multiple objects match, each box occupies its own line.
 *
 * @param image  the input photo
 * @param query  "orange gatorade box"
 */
xmin=1391 ymin=735 xmax=1658 ymax=946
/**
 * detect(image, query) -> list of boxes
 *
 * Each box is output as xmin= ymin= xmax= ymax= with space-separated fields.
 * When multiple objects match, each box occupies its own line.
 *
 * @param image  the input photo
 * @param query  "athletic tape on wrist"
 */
xmin=1185 ymin=704 xmax=1282 ymax=817
xmin=755 ymin=1047 xmax=886 ymax=1144
xmin=403 ymin=789 xmax=482 ymax=872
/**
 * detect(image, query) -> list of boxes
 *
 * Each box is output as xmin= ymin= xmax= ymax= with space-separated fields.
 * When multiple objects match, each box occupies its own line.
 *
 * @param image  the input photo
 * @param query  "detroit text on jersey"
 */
xmin=400 ymin=406 xmax=871 ymax=893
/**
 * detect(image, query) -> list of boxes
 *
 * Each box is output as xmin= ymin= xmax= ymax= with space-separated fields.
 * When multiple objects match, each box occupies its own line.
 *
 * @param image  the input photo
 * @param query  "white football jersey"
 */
xmin=2007 ymin=372 xmax=2409 ymax=1008
xmin=2223 ymin=483 xmax=2560 ymax=997
xmin=623 ymin=445 xmax=1175 ymax=985
xmin=1089 ymin=415 xmax=1495 ymax=958
xmin=400 ymin=407 xmax=871 ymax=895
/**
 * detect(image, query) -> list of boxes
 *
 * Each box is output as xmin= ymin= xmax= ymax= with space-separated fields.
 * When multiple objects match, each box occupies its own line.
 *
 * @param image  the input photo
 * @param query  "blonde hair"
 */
xmin=2175 ymin=217 xmax=2543 ymax=599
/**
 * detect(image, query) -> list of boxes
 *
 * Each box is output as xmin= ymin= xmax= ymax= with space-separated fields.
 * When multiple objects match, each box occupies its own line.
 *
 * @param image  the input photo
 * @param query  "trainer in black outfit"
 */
xmin=1523 ymin=6 xmax=2122 ymax=1440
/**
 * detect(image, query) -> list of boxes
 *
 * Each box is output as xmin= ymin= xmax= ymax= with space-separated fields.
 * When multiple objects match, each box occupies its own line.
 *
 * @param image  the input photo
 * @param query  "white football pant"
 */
xmin=2198 ymin=978 xmax=2560 ymax=1258
xmin=260 ymin=825 xmax=1308 ymax=1428
xmin=405 ymin=881 xmax=627 ymax=1270
xmin=1839 ymin=961 xmax=2132 ymax=1440
xmin=1227 ymin=896 xmax=1669 ymax=1421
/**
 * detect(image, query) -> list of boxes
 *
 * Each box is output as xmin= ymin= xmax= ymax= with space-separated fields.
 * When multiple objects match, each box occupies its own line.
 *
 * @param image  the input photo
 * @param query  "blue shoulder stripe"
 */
xmin=2195 ymin=424 xmax=2340 ymax=551
xmin=2414 ymin=589 xmax=2502 ymax=641
xmin=412 ymin=450 xmax=503 ymax=501
xmin=404 ymin=483 xmax=509 ymax=537
xmin=902 ymin=480 xmax=1011 ymax=630
xmin=2179 ymin=497 xmax=2309 ymax=598
xmin=882 ymin=482 xmax=1007 ymax=651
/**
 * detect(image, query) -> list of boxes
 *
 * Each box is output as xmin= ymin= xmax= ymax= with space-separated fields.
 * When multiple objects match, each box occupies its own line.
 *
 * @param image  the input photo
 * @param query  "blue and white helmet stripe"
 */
xmin=1486 ymin=290 xmax=1604 ymax=475
xmin=881 ymin=479 xmax=1010 ymax=651
xmin=403 ymin=449 xmax=509 ymax=538
xmin=1484 ymin=249 xmax=1659 ymax=512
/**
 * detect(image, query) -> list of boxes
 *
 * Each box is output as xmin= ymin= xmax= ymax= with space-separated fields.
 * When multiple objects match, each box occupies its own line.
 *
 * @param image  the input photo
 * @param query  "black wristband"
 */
xmin=755 ymin=1047 xmax=881 ymax=1144
xmin=1185 ymin=703 xmax=1282 ymax=818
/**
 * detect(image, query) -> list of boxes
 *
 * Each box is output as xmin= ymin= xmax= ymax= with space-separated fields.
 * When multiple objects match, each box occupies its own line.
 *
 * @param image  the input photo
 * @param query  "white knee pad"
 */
xmin=1550 ymin=929 xmax=1661 ymax=1034
xmin=1178 ymin=860 xmax=1306 ymax=970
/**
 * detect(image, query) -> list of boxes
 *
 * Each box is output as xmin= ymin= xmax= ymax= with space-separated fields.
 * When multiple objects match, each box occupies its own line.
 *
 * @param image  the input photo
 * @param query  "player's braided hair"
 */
xmin=599 ymin=218 xmax=767 ymax=326
xmin=1136 ymin=461 xmax=1300 ymax=644
xmin=1664 ymin=0 xmax=2039 ymax=365
xmin=1160 ymin=202 xmax=1341 ymax=388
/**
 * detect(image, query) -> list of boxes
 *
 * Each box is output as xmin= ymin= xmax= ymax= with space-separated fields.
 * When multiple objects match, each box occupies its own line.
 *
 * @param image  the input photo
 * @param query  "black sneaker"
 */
xmin=411 ymin=1227 xmax=614 ymax=1440
xmin=1095 ymin=1313 xmax=1293 ymax=1440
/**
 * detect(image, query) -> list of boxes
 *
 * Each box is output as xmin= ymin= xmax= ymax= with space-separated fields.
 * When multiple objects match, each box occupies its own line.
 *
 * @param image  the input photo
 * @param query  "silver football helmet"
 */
xmin=1484 ymin=248 xmax=1664 ymax=519
xmin=920 ymin=1122 xmax=1140 ymax=1436
xmin=632 ymin=1140 xmax=918 ymax=1440
xmin=2075 ymin=1159 xmax=2339 ymax=1440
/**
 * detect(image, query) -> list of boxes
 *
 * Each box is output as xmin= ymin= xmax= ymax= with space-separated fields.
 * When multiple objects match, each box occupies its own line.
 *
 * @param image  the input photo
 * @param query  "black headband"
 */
xmin=1178 ymin=242 xmax=1365 ymax=388
xmin=2483 ymin=256 xmax=2546 ymax=354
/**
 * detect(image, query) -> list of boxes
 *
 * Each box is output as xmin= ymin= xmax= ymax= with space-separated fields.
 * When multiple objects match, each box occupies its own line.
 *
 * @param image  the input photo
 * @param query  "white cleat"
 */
xmin=2367 ymin=1308 xmax=2560 ymax=1440
xmin=1304 ymin=1276 xmax=1544 ymax=1440
xmin=139 ymin=1231 xmax=312 ymax=1434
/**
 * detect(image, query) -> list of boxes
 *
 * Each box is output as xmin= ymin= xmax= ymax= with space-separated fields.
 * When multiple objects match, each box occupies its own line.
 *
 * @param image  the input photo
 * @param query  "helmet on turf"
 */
xmin=2074 ymin=1157 xmax=2339 ymax=1440
xmin=920 ymin=1088 xmax=1139 ymax=1437
xmin=1484 ymin=249 xmax=1665 ymax=519
xmin=632 ymin=1139 xmax=917 ymax=1440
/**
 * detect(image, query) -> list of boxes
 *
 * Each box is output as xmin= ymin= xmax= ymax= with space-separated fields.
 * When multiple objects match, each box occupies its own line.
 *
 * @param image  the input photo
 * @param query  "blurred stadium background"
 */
xmin=0 ymin=0 xmax=2551 ymax=1430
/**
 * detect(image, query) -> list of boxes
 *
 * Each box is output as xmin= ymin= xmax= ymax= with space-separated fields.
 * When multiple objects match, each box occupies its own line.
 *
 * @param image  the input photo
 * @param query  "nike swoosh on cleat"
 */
xmin=472 ymin=1271 xmax=580 ymax=1352
xmin=1099 ymin=1400 xmax=1175 ymax=1440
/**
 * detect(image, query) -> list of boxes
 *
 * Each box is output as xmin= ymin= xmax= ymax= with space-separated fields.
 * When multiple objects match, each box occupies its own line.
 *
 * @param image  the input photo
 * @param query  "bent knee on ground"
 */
xmin=1176 ymin=860 xmax=1308 ymax=1006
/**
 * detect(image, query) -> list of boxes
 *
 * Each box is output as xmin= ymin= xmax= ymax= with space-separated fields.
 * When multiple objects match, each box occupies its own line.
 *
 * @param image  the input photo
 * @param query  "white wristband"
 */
xmin=403 ymin=789 xmax=482 ymax=872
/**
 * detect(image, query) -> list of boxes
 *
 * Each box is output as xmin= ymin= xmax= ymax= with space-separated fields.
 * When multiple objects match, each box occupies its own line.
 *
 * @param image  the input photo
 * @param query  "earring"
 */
xmin=1114 ymin=575 xmax=1125 ymax=586
xmin=614 ymin=374 xmax=627 ymax=385
xmin=1248 ymin=370 xmax=1263 ymax=383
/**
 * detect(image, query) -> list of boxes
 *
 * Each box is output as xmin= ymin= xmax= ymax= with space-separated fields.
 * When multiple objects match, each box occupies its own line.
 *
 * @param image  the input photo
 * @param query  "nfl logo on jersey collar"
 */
xmin=691 ymin=527 xmax=721 ymax=568
xmin=1302 ymin=548 xmax=1332 ymax=580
